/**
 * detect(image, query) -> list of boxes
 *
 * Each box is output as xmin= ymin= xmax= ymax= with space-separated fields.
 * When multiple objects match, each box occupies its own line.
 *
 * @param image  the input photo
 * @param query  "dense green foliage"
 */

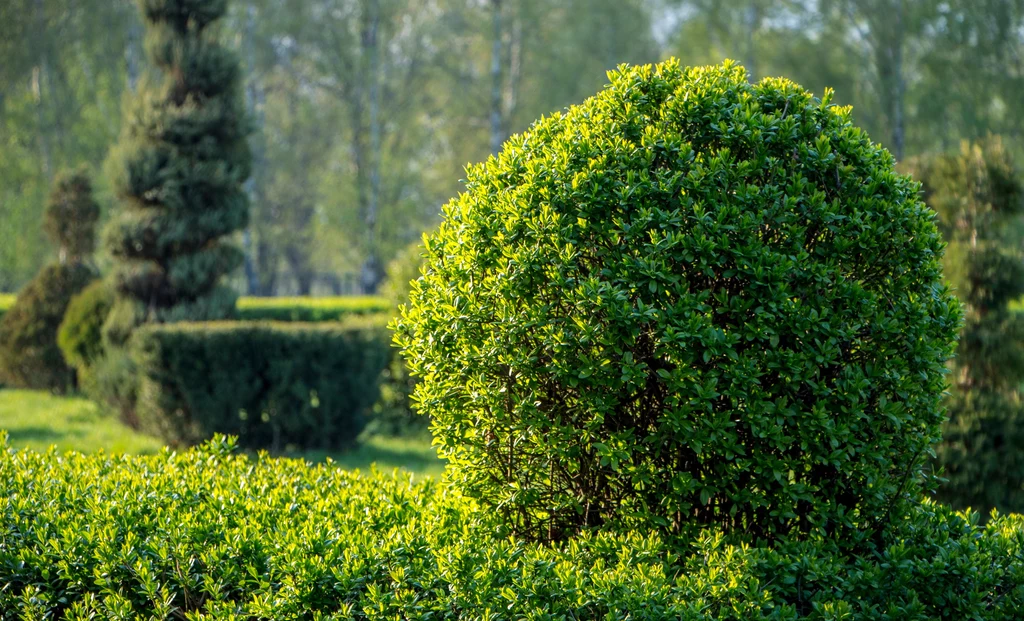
xmin=0 ymin=264 xmax=95 ymax=391
xmin=0 ymin=437 xmax=1021 ymax=620
xmin=907 ymin=139 xmax=1024 ymax=514
xmin=235 ymin=296 xmax=389 ymax=322
xmin=42 ymin=170 xmax=100 ymax=262
xmin=0 ymin=294 xmax=13 ymax=322
xmin=102 ymin=0 xmax=249 ymax=342
xmin=0 ymin=172 xmax=100 ymax=391
xmin=397 ymin=60 xmax=962 ymax=546
xmin=132 ymin=318 xmax=391 ymax=450
xmin=57 ymin=280 xmax=115 ymax=386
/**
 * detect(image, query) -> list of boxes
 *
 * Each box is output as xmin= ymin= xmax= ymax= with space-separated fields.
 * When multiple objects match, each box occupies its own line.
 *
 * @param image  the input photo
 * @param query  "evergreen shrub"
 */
xmin=0 ymin=171 xmax=100 ymax=392
xmin=0 ymin=264 xmax=95 ymax=392
xmin=395 ymin=60 xmax=963 ymax=546
xmin=102 ymin=0 xmax=249 ymax=342
xmin=0 ymin=437 xmax=1021 ymax=620
xmin=57 ymin=280 xmax=115 ymax=384
xmin=132 ymin=318 xmax=391 ymax=450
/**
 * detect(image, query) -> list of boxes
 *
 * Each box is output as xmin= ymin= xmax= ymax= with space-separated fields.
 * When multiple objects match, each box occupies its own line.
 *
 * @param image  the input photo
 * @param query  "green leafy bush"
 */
xmin=0 ymin=437 xmax=1021 ymax=620
xmin=57 ymin=280 xmax=115 ymax=380
xmin=236 ymin=295 xmax=389 ymax=322
xmin=42 ymin=169 xmax=100 ymax=262
xmin=0 ymin=171 xmax=101 ymax=391
xmin=132 ymin=318 xmax=391 ymax=450
xmin=0 ymin=264 xmax=95 ymax=391
xmin=395 ymin=60 xmax=962 ymax=546
xmin=907 ymin=138 xmax=1024 ymax=515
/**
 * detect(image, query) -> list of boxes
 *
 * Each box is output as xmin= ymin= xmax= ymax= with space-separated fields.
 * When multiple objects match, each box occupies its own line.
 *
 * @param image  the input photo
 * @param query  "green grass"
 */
xmin=0 ymin=389 xmax=164 ymax=455
xmin=0 ymin=389 xmax=445 ymax=477
xmin=0 ymin=293 xmax=13 ymax=320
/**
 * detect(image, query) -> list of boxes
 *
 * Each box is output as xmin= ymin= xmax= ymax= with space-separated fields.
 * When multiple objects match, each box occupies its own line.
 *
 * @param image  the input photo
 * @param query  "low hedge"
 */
xmin=236 ymin=296 xmax=389 ymax=322
xmin=0 ymin=437 xmax=1022 ymax=620
xmin=132 ymin=318 xmax=391 ymax=450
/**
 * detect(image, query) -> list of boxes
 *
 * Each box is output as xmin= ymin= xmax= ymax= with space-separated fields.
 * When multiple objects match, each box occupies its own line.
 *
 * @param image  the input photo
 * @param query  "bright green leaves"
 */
xmin=395 ymin=60 xmax=961 ymax=550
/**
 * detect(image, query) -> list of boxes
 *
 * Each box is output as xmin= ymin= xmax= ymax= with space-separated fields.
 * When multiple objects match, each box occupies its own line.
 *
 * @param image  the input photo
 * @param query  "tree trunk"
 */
xmin=359 ymin=0 xmax=384 ymax=294
xmin=489 ymin=0 xmax=504 ymax=155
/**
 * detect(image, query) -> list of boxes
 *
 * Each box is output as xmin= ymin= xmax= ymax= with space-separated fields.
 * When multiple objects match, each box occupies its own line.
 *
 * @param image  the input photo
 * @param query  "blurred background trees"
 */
xmin=6 ymin=0 xmax=1020 ymax=294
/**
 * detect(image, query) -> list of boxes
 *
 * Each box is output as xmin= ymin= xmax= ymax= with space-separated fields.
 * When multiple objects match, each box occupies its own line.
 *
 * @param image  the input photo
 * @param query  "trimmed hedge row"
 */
xmin=132 ymin=317 xmax=391 ymax=450
xmin=0 ymin=437 xmax=1022 ymax=620
xmin=236 ymin=296 xmax=389 ymax=322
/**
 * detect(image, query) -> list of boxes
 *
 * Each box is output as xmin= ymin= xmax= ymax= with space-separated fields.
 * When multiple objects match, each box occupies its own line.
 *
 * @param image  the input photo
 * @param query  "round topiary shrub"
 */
xmin=0 ymin=263 xmax=96 ymax=392
xmin=58 ymin=279 xmax=115 ymax=385
xmin=395 ymin=60 xmax=962 ymax=547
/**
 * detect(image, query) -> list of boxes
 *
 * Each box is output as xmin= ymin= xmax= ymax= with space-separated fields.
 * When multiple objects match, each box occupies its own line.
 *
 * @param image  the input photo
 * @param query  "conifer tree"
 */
xmin=103 ymin=0 xmax=250 ymax=343
xmin=911 ymin=138 xmax=1024 ymax=514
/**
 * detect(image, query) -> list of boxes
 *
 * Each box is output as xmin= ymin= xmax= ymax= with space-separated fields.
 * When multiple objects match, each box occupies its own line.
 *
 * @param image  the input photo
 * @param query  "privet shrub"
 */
xmin=396 ymin=60 xmax=962 ymax=546
xmin=236 ymin=295 xmax=389 ymax=322
xmin=906 ymin=139 xmax=1024 ymax=514
xmin=132 ymin=318 xmax=391 ymax=450
xmin=0 ymin=264 xmax=95 ymax=391
xmin=0 ymin=437 xmax=1022 ymax=620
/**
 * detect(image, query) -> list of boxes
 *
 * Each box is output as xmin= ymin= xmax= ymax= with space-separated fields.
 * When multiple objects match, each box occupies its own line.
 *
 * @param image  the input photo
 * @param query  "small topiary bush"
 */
xmin=0 ymin=437 xmax=1021 ymax=620
xmin=0 ymin=264 xmax=96 ymax=392
xmin=396 ymin=60 xmax=963 ymax=546
xmin=132 ymin=318 xmax=391 ymax=450
xmin=0 ymin=170 xmax=100 ymax=392
xmin=57 ymin=280 xmax=115 ymax=383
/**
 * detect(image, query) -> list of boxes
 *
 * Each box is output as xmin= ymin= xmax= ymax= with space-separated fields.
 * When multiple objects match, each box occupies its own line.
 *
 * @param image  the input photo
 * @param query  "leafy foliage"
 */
xmin=0 ymin=264 xmax=95 ymax=392
xmin=0 ymin=171 xmax=100 ymax=391
xmin=57 ymin=280 xmax=114 ymax=381
xmin=907 ymin=138 xmax=1024 ymax=514
xmin=0 ymin=438 xmax=1021 ymax=620
xmin=42 ymin=169 xmax=100 ymax=262
xmin=396 ymin=60 xmax=962 ymax=547
xmin=132 ymin=318 xmax=391 ymax=450
xmin=102 ymin=0 xmax=249 ymax=342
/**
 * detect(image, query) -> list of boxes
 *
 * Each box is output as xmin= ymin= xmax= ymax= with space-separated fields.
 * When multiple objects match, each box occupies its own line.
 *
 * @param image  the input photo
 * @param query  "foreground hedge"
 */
xmin=132 ymin=318 xmax=390 ymax=450
xmin=0 ymin=437 xmax=1022 ymax=620
xmin=236 ymin=296 xmax=389 ymax=322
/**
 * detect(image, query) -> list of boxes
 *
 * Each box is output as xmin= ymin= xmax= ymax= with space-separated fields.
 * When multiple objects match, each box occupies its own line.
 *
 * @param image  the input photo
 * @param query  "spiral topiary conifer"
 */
xmin=102 ymin=0 xmax=250 ymax=342
xmin=396 ymin=60 xmax=963 ymax=548
xmin=0 ymin=171 xmax=99 ymax=391
xmin=908 ymin=138 xmax=1024 ymax=515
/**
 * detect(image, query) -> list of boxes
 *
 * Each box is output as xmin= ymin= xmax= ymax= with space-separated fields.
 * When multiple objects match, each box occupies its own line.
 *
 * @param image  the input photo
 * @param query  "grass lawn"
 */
xmin=0 ymin=389 xmax=444 ymax=478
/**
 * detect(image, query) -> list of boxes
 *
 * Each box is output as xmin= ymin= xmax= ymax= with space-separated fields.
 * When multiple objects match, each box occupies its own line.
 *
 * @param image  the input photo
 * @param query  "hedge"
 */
xmin=236 ymin=296 xmax=389 ymax=322
xmin=131 ymin=318 xmax=391 ymax=450
xmin=0 ymin=437 xmax=1022 ymax=620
